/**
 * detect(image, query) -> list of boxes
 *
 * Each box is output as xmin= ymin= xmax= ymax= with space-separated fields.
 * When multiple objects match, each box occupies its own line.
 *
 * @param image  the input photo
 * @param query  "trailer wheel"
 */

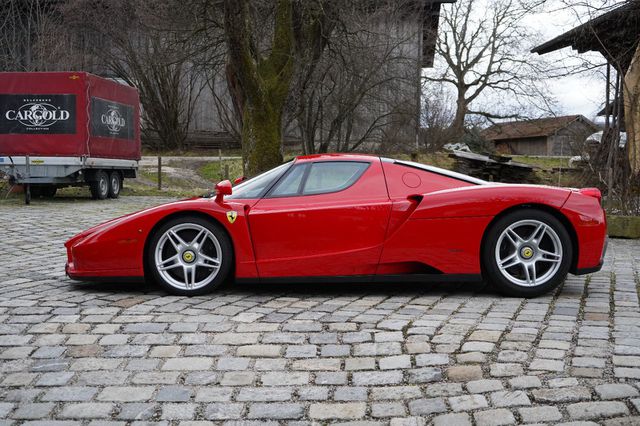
xmin=24 ymin=184 xmax=31 ymax=205
xmin=108 ymin=172 xmax=122 ymax=199
xmin=90 ymin=171 xmax=109 ymax=200
xmin=41 ymin=186 xmax=57 ymax=198
xmin=29 ymin=186 xmax=41 ymax=198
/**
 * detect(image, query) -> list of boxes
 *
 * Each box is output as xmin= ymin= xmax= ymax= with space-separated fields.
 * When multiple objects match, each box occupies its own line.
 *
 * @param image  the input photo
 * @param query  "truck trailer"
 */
xmin=0 ymin=72 xmax=141 ymax=204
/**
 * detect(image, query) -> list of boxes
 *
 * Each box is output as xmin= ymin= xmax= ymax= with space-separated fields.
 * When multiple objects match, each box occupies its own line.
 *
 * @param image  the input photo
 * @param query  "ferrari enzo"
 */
xmin=65 ymin=154 xmax=607 ymax=297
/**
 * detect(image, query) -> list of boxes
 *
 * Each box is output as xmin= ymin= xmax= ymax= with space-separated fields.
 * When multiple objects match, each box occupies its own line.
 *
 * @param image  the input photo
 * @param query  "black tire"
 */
xmin=482 ymin=209 xmax=572 ymax=298
xmin=29 ymin=185 xmax=41 ymax=198
xmin=90 ymin=170 xmax=109 ymax=200
xmin=108 ymin=172 xmax=122 ymax=199
xmin=147 ymin=216 xmax=233 ymax=296
xmin=41 ymin=186 xmax=57 ymax=198
xmin=24 ymin=184 xmax=31 ymax=205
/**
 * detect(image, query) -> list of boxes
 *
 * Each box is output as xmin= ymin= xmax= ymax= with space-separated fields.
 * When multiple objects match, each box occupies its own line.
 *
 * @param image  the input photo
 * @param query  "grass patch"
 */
xmin=393 ymin=151 xmax=456 ymax=170
xmin=511 ymin=155 xmax=571 ymax=170
xmin=199 ymin=158 xmax=244 ymax=182
xmin=608 ymin=216 xmax=640 ymax=238
xmin=142 ymin=149 xmax=242 ymax=157
xmin=138 ymin=169 xmax=206 ymax=196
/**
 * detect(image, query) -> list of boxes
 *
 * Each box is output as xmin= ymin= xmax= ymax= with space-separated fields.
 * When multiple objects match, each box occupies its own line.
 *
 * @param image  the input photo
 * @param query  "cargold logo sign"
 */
xmin=5 ymin=101 xmax=71 ymax=128
xmin=91 ymin=97 xmax=134 ymax=140
xmin=102 ymin=108 xmax=126 ymax=133
xmin=0 ymin=94 xmax=76 ymax=134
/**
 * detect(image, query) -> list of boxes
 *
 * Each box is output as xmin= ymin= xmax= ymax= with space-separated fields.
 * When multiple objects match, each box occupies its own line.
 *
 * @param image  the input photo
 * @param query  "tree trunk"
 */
xmin=447 ymin=93 xmax=467 ymax=142
xmin=242 ymin=100 xmax=284 ymax=176
xmin=223 ymin=0 xmax=294 ymax=176
xmin=624 ymin=42 xmax=640 ymax=175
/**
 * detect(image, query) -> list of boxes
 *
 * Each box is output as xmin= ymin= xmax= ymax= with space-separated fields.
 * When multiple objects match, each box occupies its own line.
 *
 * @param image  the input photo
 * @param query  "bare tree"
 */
xmin=421 ymin=86 xmax=456 ymax=152
xmin=0 ymin=0 xmax=65 ymax=71
xmin=290 ymin=0 xmax=422 ymax=154
xmin=425 ymin=0 xmax=554 ymax=141
xmin=61 ymin=0 xmax=208 ymax=152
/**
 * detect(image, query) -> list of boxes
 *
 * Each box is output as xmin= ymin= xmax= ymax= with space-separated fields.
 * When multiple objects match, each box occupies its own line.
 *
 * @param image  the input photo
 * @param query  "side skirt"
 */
xmin=235 ymin=274 xmax=483 ymax=285
xmin=67 ymin=276 xmax=146 ymax=283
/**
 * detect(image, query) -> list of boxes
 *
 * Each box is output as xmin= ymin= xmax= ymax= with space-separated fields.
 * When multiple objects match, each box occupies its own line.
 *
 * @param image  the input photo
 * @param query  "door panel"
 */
xmin=248 ymin=159 xmax=391 ymax=278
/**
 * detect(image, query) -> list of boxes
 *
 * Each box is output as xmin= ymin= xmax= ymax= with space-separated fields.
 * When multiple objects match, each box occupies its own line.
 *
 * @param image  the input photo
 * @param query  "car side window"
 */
xmin=302 ymin=162 xmax=369 ymax=195
xmin=269 ymin=164 xmax=308 ymax=197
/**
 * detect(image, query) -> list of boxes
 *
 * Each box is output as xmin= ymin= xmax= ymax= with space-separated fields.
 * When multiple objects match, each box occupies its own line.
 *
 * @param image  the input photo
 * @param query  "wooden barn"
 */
xmin=482 ymin=115 xmax=599 ymax=156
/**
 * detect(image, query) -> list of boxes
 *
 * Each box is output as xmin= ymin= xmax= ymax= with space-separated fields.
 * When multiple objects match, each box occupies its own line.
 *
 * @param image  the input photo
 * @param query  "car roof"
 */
xmin=294 ymin=153 xmax=379 ymax=163
xmin=293 ymin=153 xmax=486 ymax=185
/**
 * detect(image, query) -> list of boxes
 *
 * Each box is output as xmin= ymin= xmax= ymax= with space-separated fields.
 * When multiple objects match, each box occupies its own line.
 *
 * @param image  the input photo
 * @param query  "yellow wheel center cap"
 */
xmin=521 ymin=247 xmax=534 ymax=259
xmin=182 ymin=250 xmax=195 ymax=263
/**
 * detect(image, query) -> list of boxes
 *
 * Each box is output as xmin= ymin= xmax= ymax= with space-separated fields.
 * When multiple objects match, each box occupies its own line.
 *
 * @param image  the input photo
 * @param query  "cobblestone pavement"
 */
xmin=1 ymin=196 xmax=640 ymax=425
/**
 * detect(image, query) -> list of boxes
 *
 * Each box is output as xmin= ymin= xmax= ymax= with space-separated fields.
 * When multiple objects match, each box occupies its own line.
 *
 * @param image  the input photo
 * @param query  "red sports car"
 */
xmin=65 ymin=154 xmax=607 ymax=297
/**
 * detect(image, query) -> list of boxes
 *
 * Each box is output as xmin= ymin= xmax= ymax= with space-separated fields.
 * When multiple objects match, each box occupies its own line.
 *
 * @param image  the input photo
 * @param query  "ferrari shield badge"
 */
xmin=226 ymin=211 xmax=237 ymax=224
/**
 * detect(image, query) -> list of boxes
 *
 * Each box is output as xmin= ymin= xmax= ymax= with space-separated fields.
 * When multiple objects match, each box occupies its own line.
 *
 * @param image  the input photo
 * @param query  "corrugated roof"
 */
xmin=482 ymin=115 xmax=599 ymax=141
xmin=531 ymin=1 xmax=640 ymax=72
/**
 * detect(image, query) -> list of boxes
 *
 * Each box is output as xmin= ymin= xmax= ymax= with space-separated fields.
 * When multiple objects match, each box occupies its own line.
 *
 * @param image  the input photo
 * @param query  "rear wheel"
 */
xmin=108 ymin=172 xmax=122 ymax=199
xmin=147 ymin=216 xmax=233 ymax=296
xmin=90 ymin=170 xmax=109 ymax=200
xmin=482 ymin=209 xmax=572 ymax=297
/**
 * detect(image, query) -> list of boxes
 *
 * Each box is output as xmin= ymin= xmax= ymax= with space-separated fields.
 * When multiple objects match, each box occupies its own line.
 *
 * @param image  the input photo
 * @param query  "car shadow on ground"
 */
xmin=69 ymin=278 xmax=499 ymax=298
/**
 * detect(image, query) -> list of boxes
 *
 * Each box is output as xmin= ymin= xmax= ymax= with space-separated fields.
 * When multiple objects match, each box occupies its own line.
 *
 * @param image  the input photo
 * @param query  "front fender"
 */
xmin=65 ymin=197 xmax=258 ymax=279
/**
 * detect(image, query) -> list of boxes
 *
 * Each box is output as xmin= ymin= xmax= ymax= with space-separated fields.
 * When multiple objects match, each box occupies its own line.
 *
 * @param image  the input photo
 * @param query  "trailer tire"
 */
xmin=29 ymin=186 xmax=41 ymax=198
xmin=90 ymin=170 xmax=109 ymax=200
xmin=25 ymin=185 xmax=31 ymax=205
xmin=41 ymin=186 xmax=57 ymax=198
xmin=108 ymin=172 xmax=122 ymax=199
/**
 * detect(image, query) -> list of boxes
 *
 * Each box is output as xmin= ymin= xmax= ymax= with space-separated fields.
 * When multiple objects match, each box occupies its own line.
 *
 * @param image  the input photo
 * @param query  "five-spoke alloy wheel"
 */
xmin=147 ymin=216 xmax=232 ymax=295
xmin=483 ymin=209 xmax=572 ymax=297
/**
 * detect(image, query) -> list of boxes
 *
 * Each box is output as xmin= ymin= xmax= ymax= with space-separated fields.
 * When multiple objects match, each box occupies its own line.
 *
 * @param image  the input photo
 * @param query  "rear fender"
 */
xmin=378 ymin=185 xmax=572 ymax=275
xmin=560 ymin=192 xmax=607 ymax=271
xmin=412 ymin=185 xmax=571 ymax=219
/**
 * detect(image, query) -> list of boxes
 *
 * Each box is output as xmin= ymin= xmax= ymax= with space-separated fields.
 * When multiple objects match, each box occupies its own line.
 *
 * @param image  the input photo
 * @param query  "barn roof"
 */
xmin=532 ymin=1 xmax=640 ymax=73
xmin=482 ymin=115 xmax=599 ymax=141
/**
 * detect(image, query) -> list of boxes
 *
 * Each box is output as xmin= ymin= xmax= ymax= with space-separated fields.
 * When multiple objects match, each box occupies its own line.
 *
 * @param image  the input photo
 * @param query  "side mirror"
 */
xmin=233 ymin=176 xmax=246 ymax=185
xmin=215 ymin=180 xmax=232 ymax=202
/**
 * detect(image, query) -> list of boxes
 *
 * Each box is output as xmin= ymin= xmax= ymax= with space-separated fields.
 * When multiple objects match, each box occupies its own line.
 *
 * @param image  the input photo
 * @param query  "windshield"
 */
xmin=227 ymin=162 xmax=292 ymax=199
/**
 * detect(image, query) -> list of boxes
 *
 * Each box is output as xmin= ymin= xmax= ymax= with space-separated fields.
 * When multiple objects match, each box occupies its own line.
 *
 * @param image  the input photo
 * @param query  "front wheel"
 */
xmin=482 ymin=209 xmax=572 ymax=297
xmin=147 ymin=216 xmax=233 ymax=296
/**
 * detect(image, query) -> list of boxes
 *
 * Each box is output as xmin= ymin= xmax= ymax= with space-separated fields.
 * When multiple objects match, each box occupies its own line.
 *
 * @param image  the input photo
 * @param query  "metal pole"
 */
xmin=415 ymin=1 xmax=425 ymax=153
xmin=25 ymin=155 xmax=31 ymax=205
xmin=219 ymin=147 xmax=223 ymax=181
xmin=157 ymin=156 xmax=162 ymax=190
